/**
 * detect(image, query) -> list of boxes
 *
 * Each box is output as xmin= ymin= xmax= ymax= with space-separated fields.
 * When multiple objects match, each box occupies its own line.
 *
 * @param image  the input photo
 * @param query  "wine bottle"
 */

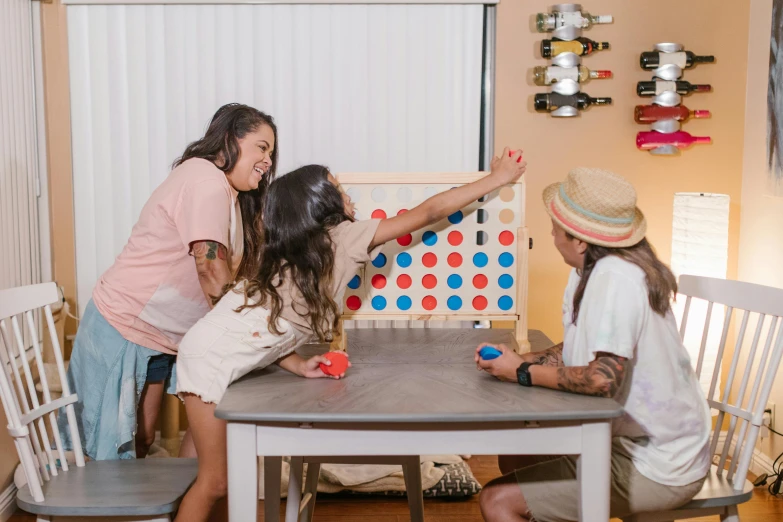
xmin=636 ymin=130 xmax=711 ymax=150
xmin=634 ymin=105 xmax=711 ymax=123
xmin=536 ymin=11 xmax=613 ymax=32
xmin=534 ymin=93 xmax=612 ymax=112
xmin=636 ymin=80 xmax=712 ymax=96
xmin=541 ymin=37 xmax=610 ymax=58
xmin=640 ymin=51 xmax=715 ymax=70
xmin=533 ymin=65 xmax=612 ymax=86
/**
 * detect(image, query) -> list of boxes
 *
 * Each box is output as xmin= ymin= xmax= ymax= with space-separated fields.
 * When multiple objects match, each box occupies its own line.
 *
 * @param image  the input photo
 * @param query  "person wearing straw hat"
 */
xmin=475 ymin=168 xmax=711 ymax=522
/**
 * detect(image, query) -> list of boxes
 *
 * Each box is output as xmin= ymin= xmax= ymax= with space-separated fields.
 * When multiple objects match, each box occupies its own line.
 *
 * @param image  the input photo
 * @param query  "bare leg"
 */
xmin=173 ymin=394 xmax=228 ymax=522
xmin=136 ymin=381 xmax=165 ymax=458
xmin=479 ymin=472 xmax=533 ymax=522
xmin=178 ymin=427 xmax=196 ymax=458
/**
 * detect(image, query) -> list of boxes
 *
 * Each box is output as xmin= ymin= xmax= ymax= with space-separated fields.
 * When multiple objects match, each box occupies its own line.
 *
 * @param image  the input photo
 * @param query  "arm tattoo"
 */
xmin=193 ymin=240 xmax=227 ymax=263
xmin=524 ymin=342 xmax=564 ymax=367
xmin=556 ymin=352 xmax=628 ymax=398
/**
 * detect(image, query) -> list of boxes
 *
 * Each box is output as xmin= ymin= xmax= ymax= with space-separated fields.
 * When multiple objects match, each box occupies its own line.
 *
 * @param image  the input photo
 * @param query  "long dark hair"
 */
xmin=238 ymin=165 xmax=353 ymax=341
xmin=173 ymin=103 xmax=279 ymax=279
xmin=571 ymin=237 xmax=678 ymax=323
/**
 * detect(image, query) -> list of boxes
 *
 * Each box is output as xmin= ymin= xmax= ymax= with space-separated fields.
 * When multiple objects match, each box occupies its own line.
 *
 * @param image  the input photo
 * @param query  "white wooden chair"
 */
xmin=0 ymin=282 xmax=197 ymax=521
xmin=623 ymin=275 xmax=783 ymax=522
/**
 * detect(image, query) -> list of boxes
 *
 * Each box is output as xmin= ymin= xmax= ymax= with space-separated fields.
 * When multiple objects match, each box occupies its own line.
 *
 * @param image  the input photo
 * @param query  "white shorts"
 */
xmin=176 ymin=289 xmax=310 ymax=404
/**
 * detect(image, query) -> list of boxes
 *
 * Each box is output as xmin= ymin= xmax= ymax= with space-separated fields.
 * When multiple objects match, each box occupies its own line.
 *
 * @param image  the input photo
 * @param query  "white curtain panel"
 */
xmin=671 ymin=193 xmax=730 ymax=397
xmin=66 ymin=3 xmax=485 ymax=314
xmin=0 ymin=0 xmax=41 ymax=291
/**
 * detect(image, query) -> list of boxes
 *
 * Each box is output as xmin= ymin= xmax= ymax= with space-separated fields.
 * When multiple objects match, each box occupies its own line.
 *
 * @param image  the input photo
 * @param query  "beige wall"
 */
xmin=495 ymin=0 xmax=749 ymax=341
xmin=0 ymin=430 xmax=17 ymax=493
xmin=739 ymin=0 xmax=783 ymax=460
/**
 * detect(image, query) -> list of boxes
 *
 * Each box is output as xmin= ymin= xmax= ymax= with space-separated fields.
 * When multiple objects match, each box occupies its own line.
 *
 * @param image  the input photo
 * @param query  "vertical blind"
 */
xmin=0 ymin=0 xmax=42 ymax=292
xmin=66 ymin=3 xmax=486 ymax=312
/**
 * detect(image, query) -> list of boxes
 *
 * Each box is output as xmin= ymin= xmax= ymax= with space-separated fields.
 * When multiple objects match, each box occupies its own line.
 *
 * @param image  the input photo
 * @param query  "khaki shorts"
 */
xmin=515 ymin=451 xmax=706 ymax=522
xmin=176 ymin=290 xmax=309 ymax=404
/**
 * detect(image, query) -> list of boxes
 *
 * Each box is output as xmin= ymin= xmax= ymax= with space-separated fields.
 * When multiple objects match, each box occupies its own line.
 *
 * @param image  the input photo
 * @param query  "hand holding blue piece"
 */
xmin=479 ymin=345 xmax=503 ymax=360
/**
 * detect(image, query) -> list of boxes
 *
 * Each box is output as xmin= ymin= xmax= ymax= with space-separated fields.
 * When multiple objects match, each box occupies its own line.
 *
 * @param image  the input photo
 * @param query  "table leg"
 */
xmin=227 ymin=423 xmax=258 ymax=522
xmin=286 ymin=457 xmax=304 ymax=522
xmin=265 ymin=456 xmax=283 ymax=522
xmin=578 ymin=421 xmax=612 ymax=522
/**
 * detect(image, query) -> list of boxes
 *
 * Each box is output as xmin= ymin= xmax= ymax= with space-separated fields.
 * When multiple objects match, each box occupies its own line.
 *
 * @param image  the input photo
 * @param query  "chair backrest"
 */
xmin=677 ymin=275 xmax=783 ymax=489
xmin=0 ymin=282 xmax=85 ymax=502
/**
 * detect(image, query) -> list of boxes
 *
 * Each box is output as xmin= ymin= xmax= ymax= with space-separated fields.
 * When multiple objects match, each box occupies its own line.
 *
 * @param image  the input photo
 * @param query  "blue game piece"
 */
xmin=347 ymin=275 xmax=361 ymax=289
xmin=479 ymin=346 xmax=502 ymax=360
xmin=447 ymin=296 xmax=462 ymax=311
xmin=372 ymin=296 xmax=387 ymax=310
xmin=498 ymin=252 xmax=514 ymax=268
xmin=498 ymin=274 xmax=513 ymax=289
xmin=498 ymin=295 xmax=514 ymax=311
xmin=372 ymin=253 xmax=387 ymax=268
xmin=397 ymin=295 xmax=412 ymax=310
xmin=448 ymin=211 xmax=463 ymax=224
xmin=473 ymin=252 xmax=488 ymax=268
xmin=396 ymin=252 xmax=412 ymax=268
xmin=447 ymin=274 xmax=463 ymax=289
xmin=422 ymin=231 xmax=438 ymax=246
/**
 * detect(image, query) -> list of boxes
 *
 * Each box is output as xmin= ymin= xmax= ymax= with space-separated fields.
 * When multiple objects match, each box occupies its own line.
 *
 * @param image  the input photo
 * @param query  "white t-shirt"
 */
xmin=562 ymin=256 xmax=711 ymax=486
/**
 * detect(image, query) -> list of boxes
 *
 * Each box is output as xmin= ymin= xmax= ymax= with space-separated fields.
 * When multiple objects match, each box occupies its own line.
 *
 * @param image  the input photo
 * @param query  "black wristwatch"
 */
xmin=517 ymin=362 xmax=535 ymax=387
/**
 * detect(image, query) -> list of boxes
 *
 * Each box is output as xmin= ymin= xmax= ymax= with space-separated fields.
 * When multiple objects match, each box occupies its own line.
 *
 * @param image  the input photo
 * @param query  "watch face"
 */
xmin=517 ymin=364 xmax=532 ymax=387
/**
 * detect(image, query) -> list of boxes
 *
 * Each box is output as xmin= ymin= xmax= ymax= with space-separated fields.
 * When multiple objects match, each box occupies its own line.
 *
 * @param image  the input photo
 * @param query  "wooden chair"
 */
xmin=623 ymin=275 xmax=783 ymax=522
xmin=0 ymin=282 xmax=197 ymax=521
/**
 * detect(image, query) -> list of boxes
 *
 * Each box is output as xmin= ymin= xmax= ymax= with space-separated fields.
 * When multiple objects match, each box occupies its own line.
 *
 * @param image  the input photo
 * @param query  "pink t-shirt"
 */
xmin=92 ymin=158 xmax=244 ymax=354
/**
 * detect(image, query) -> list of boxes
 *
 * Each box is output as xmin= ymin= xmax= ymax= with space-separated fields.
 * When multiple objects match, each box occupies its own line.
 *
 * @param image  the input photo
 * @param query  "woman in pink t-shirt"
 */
xmin=58 ymin=103 xmax=278 ymax=460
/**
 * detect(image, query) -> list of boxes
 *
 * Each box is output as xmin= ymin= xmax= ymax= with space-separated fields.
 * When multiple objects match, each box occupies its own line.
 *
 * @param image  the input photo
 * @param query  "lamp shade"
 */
xmin=671 ymin=193 xmax=730 ymax=396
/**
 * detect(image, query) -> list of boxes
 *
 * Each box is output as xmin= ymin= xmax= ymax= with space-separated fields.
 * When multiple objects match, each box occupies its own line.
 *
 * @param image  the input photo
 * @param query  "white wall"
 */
xmin=739 ymin=0 xmax=783 ymax=460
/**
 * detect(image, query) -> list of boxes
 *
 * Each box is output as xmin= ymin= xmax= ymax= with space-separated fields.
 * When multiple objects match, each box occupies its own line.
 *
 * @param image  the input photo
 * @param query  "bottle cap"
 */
xmin=693 ymin=110 xmax=711 ymax=118
xmin=693 ymin=85 xmax=712 ymax=92
xmin=694 ymin=55 xmax=716 ymax=63
xmin=533 ymin=94 xmax=550 ymax=111
xmin=599 ymin=42 xmax=610 ymax=50
xmin=694 ymin=136 xmax=712 ymax=145
xmin=594 ymin=15 xmax=613 ymax=24
xmin=593 ymin=70 xmax=612 ymax=79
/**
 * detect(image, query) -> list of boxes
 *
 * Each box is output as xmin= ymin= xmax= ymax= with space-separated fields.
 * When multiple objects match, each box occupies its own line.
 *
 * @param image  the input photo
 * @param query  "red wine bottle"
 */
xmin=634 ymin=105 xmax=711 ymax=123
xmin=636 ymin=130 xmax=711 ymax=150
xmin=636 ymin=80 xmax=711 ymax=96
xmin=640 ymin=51 xmax=715 ymax=70
xmin=534 ymin=93 xmax=612 ymax=112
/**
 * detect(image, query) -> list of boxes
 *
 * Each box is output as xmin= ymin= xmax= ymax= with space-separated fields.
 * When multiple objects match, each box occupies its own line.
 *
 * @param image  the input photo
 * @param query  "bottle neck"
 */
xmin=690 ymin=84 xmax=712 ymax=93
xmin=589 ymin=14 xmax=613 ymax=24
xmin=691 ymin=110 xmax=711 ymax=118
xmin=692 ymin=136 xmax=712 ymax=145
xmin=693 ymin=55 xmax=715 ymax=64
xmin=589 ymin=70 xmax=612 ymax=79
xmin=591 ymin=97 xmax=612 ymax=105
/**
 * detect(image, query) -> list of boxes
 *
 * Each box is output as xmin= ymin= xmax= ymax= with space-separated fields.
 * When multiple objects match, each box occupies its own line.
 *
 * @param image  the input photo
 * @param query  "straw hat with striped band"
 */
xmin=543 ymin=167 xmax=647 ymax=248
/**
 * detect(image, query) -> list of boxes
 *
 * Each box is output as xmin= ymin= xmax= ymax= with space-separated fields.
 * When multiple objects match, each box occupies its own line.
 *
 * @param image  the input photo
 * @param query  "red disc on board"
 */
xmin=447 ymin=253 xmax=463 ymax=267
xmin=499 ymin=230 xmax=515 ymax=246
xmin=422 ymin=295 xmax=437 ymax=310
xmin=397 ymin=234 xmax=413 ymax=246
xmin=372 ymin=274 xmax=387 ymax=289
xmin=422 ymin=253 xmax=438 ymax=268
xmin=448 ymin=231 xmax=463 ymax=246
xmin=346 ymin=296 xmax=362 ymax=311
xmin=422 ymin=274 xmax=437 ymax=289
xmin=397 ymin=274 xmax=412 ymax=289
xmin=473 ymin=274 xmax=488 ymax=289
xmin=473 ymin=296 xmax=488 ymax=310
xmin=371 ymin=209 xmax=387 ymax=219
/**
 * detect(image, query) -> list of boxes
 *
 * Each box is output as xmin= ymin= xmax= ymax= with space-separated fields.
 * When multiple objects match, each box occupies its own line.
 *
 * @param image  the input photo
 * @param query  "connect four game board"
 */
xmin=334 ymin=173 xmax=529 ymax=352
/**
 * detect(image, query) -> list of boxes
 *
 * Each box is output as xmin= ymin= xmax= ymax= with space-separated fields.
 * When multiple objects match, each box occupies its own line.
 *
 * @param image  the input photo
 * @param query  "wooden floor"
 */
xmin=9 ymin=455 xmax=783 ymax=521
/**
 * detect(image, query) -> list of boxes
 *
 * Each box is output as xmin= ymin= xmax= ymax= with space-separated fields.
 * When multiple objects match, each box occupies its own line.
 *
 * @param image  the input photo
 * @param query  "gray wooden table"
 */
xmin=216 ymin=328 xmax=622 ymax=522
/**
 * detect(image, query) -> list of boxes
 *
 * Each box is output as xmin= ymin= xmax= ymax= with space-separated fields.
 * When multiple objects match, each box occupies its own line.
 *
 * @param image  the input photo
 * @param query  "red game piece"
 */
xmin=508 ymin=150 xmax=523 ymax=163
xmin=320 ymin=351 xmax=349 ymax=376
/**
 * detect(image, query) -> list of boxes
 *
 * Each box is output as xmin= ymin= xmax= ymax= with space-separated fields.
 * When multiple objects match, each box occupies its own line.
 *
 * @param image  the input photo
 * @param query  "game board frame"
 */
xmin=331 ymin=172 xmax=530 ymax=354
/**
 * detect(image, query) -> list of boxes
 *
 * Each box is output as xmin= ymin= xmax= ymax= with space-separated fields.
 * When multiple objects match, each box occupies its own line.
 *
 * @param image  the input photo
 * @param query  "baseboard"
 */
xmin=0 ymin=482 xmax=17 ymax=522
xmin=715 ymin=431 xmax=776 ymax=476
